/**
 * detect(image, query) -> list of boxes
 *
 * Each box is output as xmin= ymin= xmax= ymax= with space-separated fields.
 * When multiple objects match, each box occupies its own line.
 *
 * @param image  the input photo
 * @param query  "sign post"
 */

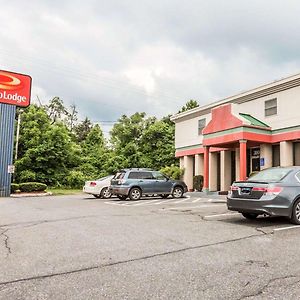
xmin=0 ymin=70 xmax=31 ymax=197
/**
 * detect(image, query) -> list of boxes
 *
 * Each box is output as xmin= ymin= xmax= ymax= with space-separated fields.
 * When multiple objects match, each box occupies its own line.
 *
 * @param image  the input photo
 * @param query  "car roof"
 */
xmin=118 ymin=168 xmax=154 ymax=172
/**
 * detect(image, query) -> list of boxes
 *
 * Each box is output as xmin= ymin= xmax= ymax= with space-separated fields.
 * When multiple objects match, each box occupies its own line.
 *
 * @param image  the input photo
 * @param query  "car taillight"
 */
xmin=90 ymin=182 xmax=97 ymax=187
xmin=230 ymin=186 xmax=239 ymax=191
xmin=264 ymin=187 xmax=283 ymax=196
xmin=252 ymin=186 xmax=283 ymax=196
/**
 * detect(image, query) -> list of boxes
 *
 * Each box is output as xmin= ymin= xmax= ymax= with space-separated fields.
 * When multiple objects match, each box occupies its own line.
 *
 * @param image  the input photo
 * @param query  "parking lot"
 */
xmin=0 ymin=192 xmax=300 ymax=299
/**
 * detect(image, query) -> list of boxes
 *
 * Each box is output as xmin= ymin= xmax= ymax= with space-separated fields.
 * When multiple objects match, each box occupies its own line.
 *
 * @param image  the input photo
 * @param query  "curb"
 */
xmin=10 ymin=192 xmax=53 ymax=198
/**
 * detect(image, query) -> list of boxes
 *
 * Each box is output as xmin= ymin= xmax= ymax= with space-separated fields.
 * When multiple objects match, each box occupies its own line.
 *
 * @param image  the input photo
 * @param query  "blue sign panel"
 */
xmin=0 ymin=103 xmax=16 ymax=197
xmin=260 ymin=158 xmax=265 ymax=167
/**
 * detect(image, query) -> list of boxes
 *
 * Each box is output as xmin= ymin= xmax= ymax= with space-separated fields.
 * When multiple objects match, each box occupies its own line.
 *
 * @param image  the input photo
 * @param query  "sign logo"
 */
xmin=0 ymin=70 xmax=32 ymax=107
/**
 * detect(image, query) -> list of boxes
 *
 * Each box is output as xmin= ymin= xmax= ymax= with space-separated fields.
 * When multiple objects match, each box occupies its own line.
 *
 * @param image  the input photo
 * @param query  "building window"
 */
xmin=198 ymin=118 xmax=206 ymax=135
xmin=265 ymin=98 xmax=277 ymax=116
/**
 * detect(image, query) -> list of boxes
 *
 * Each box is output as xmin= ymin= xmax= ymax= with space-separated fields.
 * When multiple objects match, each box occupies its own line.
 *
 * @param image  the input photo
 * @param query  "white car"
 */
xmin=83 ymin=175 xmax=114 ymax=199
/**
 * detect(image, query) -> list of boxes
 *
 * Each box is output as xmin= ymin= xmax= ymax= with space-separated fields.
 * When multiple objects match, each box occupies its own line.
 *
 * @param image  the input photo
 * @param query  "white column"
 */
xmin=183 ymin=155 xmax=194 ymax=191
xmin=260 ymin=144 xmax=272 ymax=169
xmin=235 ymin=148 xmax=240 ymax=181
xmin=220 ymin=150 xmax=232 ymax=191
xmin=179 ymin=156 xmax=184 ymax=169
xmin=209 ymin=152 xmax=218 ymax=191
xmin=280 ymin=141 xmax=293 ymax=167
xmin=195 ymin=154 xmax=204 ymax=176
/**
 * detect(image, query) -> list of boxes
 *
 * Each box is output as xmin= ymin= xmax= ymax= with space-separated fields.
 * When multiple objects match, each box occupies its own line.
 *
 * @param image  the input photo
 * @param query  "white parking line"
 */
xmin=192 ymin=198 xmax=203 ymax=203
xmin=131 ymin=199 xmax=162 ymax=206
xmin=165 ymin=204 xmax=224 ymax=210
xmin=174 ymin=198 xmax=190 ymax=204
xmin=203 ymin=212 xmax=240 ymax=220
xmin=273 ymin=225 xmax=300 ymax=232
xmin=151 ymin=198 xmax=181 ymax=205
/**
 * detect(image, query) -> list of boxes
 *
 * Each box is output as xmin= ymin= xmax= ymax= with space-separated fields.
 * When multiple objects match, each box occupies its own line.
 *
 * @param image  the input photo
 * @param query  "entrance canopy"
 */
xmin=202 ymin=104 xmax=272 ymax=148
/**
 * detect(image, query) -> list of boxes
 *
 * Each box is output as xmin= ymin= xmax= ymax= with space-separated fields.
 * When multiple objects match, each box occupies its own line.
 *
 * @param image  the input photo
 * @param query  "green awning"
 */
xmin=239 ymin=113 xmax=270 ymax=128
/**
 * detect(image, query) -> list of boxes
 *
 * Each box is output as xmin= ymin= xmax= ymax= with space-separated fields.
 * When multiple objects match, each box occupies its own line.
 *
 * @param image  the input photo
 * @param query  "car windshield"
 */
xmin=248 ymin=168 xmax=291 ymax=182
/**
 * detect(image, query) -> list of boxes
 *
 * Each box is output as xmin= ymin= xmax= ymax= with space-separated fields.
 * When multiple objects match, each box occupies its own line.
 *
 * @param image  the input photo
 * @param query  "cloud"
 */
xmin=1 ymin=0 xmax=300 ymax=131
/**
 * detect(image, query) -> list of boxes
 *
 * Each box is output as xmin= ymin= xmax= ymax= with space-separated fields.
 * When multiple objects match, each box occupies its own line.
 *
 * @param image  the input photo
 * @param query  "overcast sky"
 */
xmin=1 ymin=0 xmax=300 ymax=132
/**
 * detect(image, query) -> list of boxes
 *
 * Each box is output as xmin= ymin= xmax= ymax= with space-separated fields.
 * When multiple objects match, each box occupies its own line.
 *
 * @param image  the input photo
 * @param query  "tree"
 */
xmin=66 ymin=104 xmax=78 ymax=132
xmin=178 ymin=99 xmax=199 ymax=113
xmin=140 ymin=116 xmax=177 ymax=169
xmin=46 ymin=97 xmax=69 ymax=124
xmin=74 ymin=117 xmax=93 ymax=142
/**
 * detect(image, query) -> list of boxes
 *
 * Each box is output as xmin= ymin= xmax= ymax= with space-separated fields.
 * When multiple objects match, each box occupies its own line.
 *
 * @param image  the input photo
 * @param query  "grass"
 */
xmin=47 ymin=188 xmax=83 ymax=196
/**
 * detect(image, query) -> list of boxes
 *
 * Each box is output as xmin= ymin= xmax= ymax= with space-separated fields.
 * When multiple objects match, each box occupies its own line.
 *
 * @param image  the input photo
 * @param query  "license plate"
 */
xmin=240 ymin=187 xmax=251 ymax=194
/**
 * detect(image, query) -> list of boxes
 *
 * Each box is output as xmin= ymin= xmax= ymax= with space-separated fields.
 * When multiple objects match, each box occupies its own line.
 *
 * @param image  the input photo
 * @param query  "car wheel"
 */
xmin=101 ymin=187 xmax=112 ymax=199
xmin=172 ymin=186 xmax=183 ymax=198
xmin=129 ymin=188 xmax=142 ymax=200
xmin=117 ymin=195 xmax=127 ymax=200
xmin=242 ymin=213 xmax=258 ymax=220
xmin=160 ymin=194 xmax=169 ymax=199
xmin=291 ymin=199 xmax=300 ymax=225
xmin=93 ymin=194 xmax=101 ymax=199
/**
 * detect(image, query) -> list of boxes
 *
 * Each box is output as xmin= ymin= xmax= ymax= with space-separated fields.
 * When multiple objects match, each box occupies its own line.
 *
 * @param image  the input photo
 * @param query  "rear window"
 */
xmin=128 ymin=171 xmax=153 ymax=179
xmin=249 ymin=168 xmax=291 ymax=182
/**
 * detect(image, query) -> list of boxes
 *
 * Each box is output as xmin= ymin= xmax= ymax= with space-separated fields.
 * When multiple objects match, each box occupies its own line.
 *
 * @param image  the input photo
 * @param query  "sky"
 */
xmin=1 ymin=0 xmax=300 ymax=134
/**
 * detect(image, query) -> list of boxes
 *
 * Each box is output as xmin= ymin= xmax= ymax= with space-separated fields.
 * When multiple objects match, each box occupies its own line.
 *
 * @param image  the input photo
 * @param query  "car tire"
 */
xmin=172 ymin=186 xmax=183 ymax=199
xmin=101 ymin=187 xmax=112 ymax=199
xmin=117 ymin=195 xmax=127 ymax=200
xmin=160 ymin=194 xmax=169 ymax=199
xmin=242 ymin=213 xmax=258 ymax=220
xmin=129 ymin=188 xmax=142 ymax=201
xmin=93 ymin=194 xmax=101 ymax=199
xmin=291 ymin=199 xmax=300 ymax=225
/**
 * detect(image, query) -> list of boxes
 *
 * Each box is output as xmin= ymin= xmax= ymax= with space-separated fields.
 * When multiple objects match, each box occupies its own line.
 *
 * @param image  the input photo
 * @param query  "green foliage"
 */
xmin=193 ymin=175 xmax=204 ymax=191
xmin=19 ymin=182 xmax=47 ymax=192
xmin=14 ymin=98 xmax=182 ymax=189
xmin=11 ymin=183 xmax=20 ymax=193
xmin=160 ymin=165 xmax=183 ymax=180
xmin=178 ymin=99 xmax=199 ymax=113
xmin=65 ymin=170 xmax=87 ymax=189
xmin=19 ymin=170 xmax=36 ymax=182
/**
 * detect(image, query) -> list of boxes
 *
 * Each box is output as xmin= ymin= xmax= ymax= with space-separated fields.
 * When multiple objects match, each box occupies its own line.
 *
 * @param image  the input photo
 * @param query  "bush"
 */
xmin=160 ymin=165 xmax=184 ymax=180
xmin=193 ymin=175 xmax=204 ymax=191
xmin=65 ymin=170 xmax=86 ymax=188
xmin=19 ymin=170 xmax=36 ymax=182
xmin=11 ymin=183 xmax=20 ymax=193
xmin=19 ymin=182 xmax=47 ymax=193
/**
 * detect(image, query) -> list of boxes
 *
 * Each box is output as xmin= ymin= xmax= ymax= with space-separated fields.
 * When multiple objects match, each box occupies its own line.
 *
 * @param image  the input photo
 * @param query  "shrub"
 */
xmin=19 ymin=170 xmax=36 ymax=182
xmin=160 ymin=165 xmax=184 ymax=180
xmin=65 ymin=170 xmax=86 ymax=188
xmin=11 ymin=183 xmax=20 ymax=193
xmin=193 ymin=175 xmax=204 ymax=191
xmin=19 ymin=182 xmax=47 ymax=193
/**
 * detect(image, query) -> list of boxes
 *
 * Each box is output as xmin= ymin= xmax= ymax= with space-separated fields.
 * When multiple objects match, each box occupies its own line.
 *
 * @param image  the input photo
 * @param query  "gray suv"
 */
xmin=110 ymin=169 xmax=188 ymax=200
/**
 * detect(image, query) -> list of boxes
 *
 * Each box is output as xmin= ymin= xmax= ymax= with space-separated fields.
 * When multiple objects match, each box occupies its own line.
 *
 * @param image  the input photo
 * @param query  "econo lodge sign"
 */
xmin=0 ymin=70 xmax=32 ymax=107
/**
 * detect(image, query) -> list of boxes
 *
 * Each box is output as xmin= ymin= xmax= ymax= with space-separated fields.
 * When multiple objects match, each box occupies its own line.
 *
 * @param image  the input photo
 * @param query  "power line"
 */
xmin=0 ymin=49 xmax=190 ymax=107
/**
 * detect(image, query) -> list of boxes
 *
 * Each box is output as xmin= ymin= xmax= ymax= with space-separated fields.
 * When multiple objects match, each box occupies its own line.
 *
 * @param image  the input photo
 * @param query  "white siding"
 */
xmin=175 ymin=113 xmax=211 ymax=149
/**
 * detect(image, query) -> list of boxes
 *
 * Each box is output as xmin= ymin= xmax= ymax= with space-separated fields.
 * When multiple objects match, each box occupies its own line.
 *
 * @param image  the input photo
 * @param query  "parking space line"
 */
xmin=203 ymin=212 xmax=240 ymax=220
xmin=151 ymin=199 xmax=181 ymax=205
xmin=273 ymin=225 xmax=300 ymax=232
xmin=192 ymin=198 xmax=202 ymax=203
xmin=131 ymin=199 xmax=162 ymax=206
xmin=165 ymin=204 xmax=225 ymax=210
xmin=174 ymin=198 xmax=190 ymax=204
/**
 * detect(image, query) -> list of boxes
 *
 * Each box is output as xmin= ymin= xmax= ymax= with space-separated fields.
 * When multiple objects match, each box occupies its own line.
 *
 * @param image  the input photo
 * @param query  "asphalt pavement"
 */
xmin=0 ymin=192 xmax=300 ymax=299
